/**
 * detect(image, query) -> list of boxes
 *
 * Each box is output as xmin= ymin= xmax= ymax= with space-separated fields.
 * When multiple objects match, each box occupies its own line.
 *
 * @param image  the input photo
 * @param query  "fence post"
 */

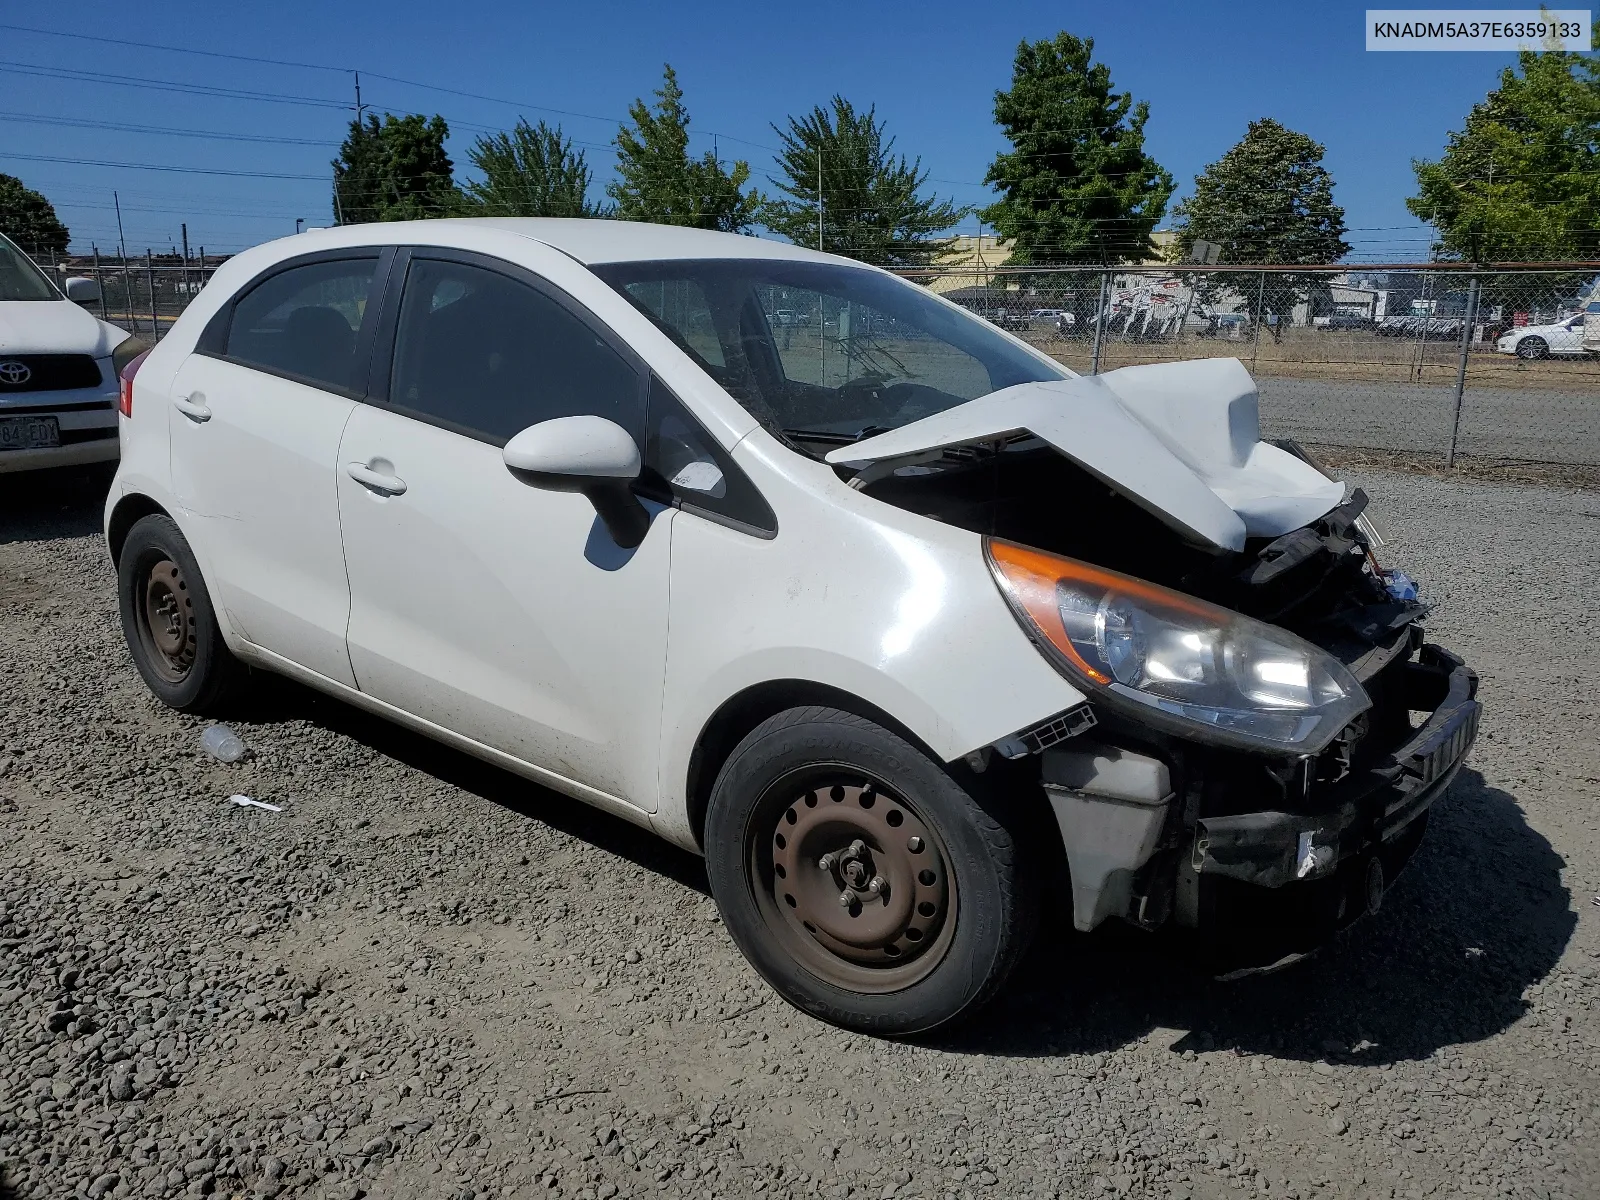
xmin=1089 ymin=269 xmax=1109 ymax=375
xmin=1410 ymin=273 xmax=1434 ymax=381
xmin=146 ymin=251 xmax=158 ymax=342
xmin=1249 ymin=270 xmax=1267 ymax=374
xmin=1446 ymin=276 xmax=1481 ymax=468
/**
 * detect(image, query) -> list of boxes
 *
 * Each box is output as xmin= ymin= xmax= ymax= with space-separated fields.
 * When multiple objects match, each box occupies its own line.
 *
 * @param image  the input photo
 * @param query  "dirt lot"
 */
xmin=1 ymin=465 xmax=1597 ymax=1200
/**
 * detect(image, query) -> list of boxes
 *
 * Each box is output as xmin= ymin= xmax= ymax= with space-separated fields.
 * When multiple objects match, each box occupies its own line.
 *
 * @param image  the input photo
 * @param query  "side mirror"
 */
xmin=502 ymin=416 xmax=650 ymax=548
xmin=65 ymin=277 xmax=101 ymax=304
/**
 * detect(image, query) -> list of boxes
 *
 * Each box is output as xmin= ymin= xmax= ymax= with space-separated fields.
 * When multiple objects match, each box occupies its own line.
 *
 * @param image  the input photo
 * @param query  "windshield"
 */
xmin=591 ymin=258 xmax=1070 ymax=444
xmin=0 ymin=236 xmax=60 ymax=302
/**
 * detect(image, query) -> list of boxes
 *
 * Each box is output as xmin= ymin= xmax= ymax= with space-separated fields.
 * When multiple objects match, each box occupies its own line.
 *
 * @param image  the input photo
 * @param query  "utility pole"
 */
xmin=113 ymin=192 xmax=135 ymax=331
xmin=354 ymin=70 xmax=366 ymax=121
xmin=113 ymin=190 xmax=128 ymax=262
xmin=180 ymin=223 xmax=190 ymax=303
xmin=816 ymin=149 xmax=823 ymax=251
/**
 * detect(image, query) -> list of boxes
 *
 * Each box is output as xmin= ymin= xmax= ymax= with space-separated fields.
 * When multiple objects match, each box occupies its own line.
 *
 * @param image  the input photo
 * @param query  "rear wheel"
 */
xmin=704 ymin=706 xmax=1036 ymax=1036
xmin=117 ymin=514 xmax=247 ymax=712
xmin=1516 ymin=336 xmax=1549 ymax=360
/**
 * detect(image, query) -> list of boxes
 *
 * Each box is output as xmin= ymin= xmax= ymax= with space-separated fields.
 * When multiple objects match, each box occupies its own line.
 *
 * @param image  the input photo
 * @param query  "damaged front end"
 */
xmin=833 ymin=361 xmax=1481 ymax=965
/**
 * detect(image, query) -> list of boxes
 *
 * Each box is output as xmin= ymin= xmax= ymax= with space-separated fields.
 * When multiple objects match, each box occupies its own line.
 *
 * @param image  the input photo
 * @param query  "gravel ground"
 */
xmin=1 ymin=465 xmax=1596 ymax=1200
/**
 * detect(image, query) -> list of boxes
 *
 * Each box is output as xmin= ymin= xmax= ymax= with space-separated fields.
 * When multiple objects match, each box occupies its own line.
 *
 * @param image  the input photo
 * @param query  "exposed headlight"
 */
xmin=112 ymin=335 xmax=149 ymax=378
xmin=986 ymin=539 xmax=1369 ymax=754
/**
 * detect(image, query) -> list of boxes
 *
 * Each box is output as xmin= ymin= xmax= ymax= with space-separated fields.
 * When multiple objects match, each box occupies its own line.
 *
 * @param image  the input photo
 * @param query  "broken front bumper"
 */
xmin=1039 ymin=643 xmax=1481 ymax=949
xmin=1192 ymin=644 xmax=1480 ymax=893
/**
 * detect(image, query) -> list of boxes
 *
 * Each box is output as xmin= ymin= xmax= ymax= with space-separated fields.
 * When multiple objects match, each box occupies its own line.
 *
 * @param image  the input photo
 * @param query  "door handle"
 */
xmin=173 ymin=394 xmax=211 ymax=423
xmin=346 ymin=462 xmax=407 ymax=496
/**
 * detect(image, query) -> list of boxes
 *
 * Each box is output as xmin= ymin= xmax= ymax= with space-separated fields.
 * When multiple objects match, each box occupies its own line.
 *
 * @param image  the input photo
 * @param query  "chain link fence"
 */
xmin=897 ymin=263 xmax=1600 ymax=471
xmin=48 ymin=256 xmax=221 ymax=345
xmin=40 ymin=252 xmax=1600 ymax=471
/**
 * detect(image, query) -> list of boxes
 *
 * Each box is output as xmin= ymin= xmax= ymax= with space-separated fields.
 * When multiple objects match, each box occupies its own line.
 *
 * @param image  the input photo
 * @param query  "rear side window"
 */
xmin=224 ymin=257 xmax=379 ymax=392
xmin=388 ymin=257 xmax=641 ymax=444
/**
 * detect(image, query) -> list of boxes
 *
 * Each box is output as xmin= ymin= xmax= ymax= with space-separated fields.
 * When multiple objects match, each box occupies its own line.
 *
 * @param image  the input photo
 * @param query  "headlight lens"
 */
xmin=112 ymin=335 xmax=149 ymax=378
xmin=986 ymin=539 xmax=1369 ymax=754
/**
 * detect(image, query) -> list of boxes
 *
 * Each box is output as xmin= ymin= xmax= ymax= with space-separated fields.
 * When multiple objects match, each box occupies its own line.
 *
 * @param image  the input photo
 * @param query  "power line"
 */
xmin=0 ymin=110 xmax=339 ymax=147
xmin=0 ymin=151 xmax=324 ymax=180
xmin=0 ymin=21 xmax=352 ymax=73
xmin=0 ymin=59 xmax=350 ymax=109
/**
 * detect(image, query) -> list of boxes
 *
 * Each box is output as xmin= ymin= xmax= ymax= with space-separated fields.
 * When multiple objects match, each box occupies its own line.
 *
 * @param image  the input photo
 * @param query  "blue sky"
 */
xmin=0 ymin=1 xmax=1547 ymax=260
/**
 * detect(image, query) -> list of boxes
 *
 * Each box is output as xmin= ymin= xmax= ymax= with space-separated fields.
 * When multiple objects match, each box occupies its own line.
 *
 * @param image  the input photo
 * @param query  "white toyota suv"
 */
xmin=106 ymin=219 xmax=1480 ymax=1033
xmin=0 ymin=232 xmax=142 ymax=474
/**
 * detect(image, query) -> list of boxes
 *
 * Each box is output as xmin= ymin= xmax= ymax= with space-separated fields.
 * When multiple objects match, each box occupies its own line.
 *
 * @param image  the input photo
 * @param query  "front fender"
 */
xmin=654 ymin=485 xmax=1085 ymax=850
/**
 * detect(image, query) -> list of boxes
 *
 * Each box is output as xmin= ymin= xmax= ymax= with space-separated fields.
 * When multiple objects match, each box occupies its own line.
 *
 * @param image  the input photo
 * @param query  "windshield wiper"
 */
xmin=782 ymin=425 xmax=891 ymax=444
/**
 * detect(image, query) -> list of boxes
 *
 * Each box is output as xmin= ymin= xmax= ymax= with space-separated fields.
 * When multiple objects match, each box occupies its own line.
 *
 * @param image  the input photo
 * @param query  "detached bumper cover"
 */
xmin=1193 ymin=644 xmax=1480 ymax=889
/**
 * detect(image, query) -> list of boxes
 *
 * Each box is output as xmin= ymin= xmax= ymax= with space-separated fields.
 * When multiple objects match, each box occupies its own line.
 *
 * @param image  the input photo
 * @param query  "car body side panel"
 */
xmin=652 ymin=434 xmax=1087 ymax=850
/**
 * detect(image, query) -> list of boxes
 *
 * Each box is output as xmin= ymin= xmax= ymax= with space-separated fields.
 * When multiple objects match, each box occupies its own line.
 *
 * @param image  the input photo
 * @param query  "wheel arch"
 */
xmin=683 ymin=679 xmax=945 ymax=854
xmin=106 ymin=492 xmax=171 ymax=566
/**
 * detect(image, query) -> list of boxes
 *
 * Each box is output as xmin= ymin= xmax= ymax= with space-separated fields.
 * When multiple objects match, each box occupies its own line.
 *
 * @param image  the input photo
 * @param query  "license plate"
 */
xmin=0 ymin=414 xmax=60 ymax=451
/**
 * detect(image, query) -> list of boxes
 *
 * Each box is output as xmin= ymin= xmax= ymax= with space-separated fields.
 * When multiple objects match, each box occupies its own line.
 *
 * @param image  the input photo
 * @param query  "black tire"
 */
xmin=1515 ymin=336 xmax=1548 ymax=360
xmin=117 ymin=513 xmax=247 ymax=713
xmin=704 ymin=706 xmax=1037 ymax=1036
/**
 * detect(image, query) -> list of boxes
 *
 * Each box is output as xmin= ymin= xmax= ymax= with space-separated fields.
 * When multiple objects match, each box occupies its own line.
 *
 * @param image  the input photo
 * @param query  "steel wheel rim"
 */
xmin=140 ymin=557 xmax=196 ymax=682
xmin=747 ymin=767 xmax=958 ymax=994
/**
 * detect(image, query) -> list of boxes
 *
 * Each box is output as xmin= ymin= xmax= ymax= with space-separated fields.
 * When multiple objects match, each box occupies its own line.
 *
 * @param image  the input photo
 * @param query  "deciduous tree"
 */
xmin=463 ymin=120 xmax=604 ymax=218
xmin=1408 ymin=50 xmax=1600 ymax=261
xmin=333 ymin=113 xmax=461 ymax=224
xmin=0 ymin=175 xmax=69 ymax=255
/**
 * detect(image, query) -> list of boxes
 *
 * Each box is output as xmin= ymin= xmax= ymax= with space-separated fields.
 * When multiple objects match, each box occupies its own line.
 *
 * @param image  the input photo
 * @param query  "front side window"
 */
xmin=593 ymin=258 xmax=1070 ymax=449
xmin=225 ymin=257 xmax=378 ymax=392
xmin=0 ymin=235 xmax=59 ymax=302
xmin=389 ymin=257 xmax=641 ymax=444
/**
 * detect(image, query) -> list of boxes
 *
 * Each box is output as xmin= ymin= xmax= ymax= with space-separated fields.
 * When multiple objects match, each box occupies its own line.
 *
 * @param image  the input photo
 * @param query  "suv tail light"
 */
xmin=118 ymin=348 xmax=151 ymax=417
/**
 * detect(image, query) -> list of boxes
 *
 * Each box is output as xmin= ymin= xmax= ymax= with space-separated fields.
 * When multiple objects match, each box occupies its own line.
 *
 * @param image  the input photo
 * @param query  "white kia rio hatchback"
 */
xmin=107 ymin=220 xmax=1480 ymax=1034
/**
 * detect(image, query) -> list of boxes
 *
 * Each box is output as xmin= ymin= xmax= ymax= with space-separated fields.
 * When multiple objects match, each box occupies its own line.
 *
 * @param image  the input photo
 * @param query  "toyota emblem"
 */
xmin=0 ymin=360 xmax=30 ymax=386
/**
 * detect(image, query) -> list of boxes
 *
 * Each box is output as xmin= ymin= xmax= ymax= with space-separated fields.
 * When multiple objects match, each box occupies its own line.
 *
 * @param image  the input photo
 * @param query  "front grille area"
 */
xmin=0 ymin=354 xmax=104 ymax=393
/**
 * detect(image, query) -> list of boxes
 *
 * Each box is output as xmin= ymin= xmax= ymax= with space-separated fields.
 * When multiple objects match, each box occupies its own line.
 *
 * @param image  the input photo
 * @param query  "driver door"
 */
xmin=335 ymin=247 xmax=672 ymax=811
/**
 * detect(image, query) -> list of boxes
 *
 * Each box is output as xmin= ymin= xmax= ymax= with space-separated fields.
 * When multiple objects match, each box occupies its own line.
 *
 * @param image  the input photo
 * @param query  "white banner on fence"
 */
xmin=1366 ymin=9 xmax=1590 ymax=49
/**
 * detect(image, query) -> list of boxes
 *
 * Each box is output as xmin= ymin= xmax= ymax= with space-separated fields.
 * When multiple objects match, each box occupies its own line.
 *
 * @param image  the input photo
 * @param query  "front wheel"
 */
xmin=704 ymin=706 xmax=1037 ymax=1036
xmin=1516 ymin=336 xmax=1549 ymax=360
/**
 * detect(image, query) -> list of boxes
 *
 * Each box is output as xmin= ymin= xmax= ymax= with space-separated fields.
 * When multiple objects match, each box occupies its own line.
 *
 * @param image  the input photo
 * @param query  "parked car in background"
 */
xmin=0 ymin=233 xmax=143 ymax=474
xmin=106 ymin=219 xmax=1480 ymax=1034
xmin=1496 ymin=314 xmax=1589 ymax=359
xmin=1319 ymin=312 xmax=1376 ymax=332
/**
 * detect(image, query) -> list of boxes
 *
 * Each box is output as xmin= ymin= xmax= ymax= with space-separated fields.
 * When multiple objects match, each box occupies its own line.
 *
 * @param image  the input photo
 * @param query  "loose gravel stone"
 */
xmin=0 ymin=464 xmax=1596 ymax=1200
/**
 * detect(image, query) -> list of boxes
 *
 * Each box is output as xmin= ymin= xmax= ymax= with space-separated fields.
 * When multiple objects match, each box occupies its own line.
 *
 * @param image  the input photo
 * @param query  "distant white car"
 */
xmin=105 ymin=218 xmax=1479 ymax=1033
xmin=0 ymin=233 xmax=142 ymax=474
xmin=1496 ymin=313 xmax=1589 ymax=359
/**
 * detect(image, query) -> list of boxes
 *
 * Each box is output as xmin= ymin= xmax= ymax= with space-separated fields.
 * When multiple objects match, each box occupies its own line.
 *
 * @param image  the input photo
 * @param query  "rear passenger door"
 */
xmin=169 ymin=251 xmax=390 ymax=686
xmin=335 ymin=247 xmax=673 ymax=811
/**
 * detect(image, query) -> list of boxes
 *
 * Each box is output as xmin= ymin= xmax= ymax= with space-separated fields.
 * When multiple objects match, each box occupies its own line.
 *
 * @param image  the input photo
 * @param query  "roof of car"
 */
xmin=297 ymin=218 xmax=844 ymax=267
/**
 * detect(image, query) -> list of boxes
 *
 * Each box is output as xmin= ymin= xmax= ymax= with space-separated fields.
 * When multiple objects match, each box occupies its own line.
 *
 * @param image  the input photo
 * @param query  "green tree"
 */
xmin=608 ymin=65 xmax=760 ymax=232
xmin=1407 ymin=50 xmax=1600 ymax=261
xmin=981 ymin=32 xmax=1173 ymax=265
xmin=333 ymin=113 xmax=461 ymax=224
xmin=1172 ymin=119 xmax=1350 ymax=332
xmin=763 ymin=96 xmax=965 ymax=265
xmin=1173 ymin=120 xmax=1350 ymax=265
xmin=462 ymin=119 xmax=604 ymax=217
xmin=0 ymin=175 xmax=69 ymax=255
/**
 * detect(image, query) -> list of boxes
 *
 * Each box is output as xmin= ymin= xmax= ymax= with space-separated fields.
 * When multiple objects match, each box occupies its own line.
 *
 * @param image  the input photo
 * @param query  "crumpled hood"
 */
xmin=0 ymin=300 xmax=126 ymax=357
xmin=825 ymin=357 xmax=1344 ymax=553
